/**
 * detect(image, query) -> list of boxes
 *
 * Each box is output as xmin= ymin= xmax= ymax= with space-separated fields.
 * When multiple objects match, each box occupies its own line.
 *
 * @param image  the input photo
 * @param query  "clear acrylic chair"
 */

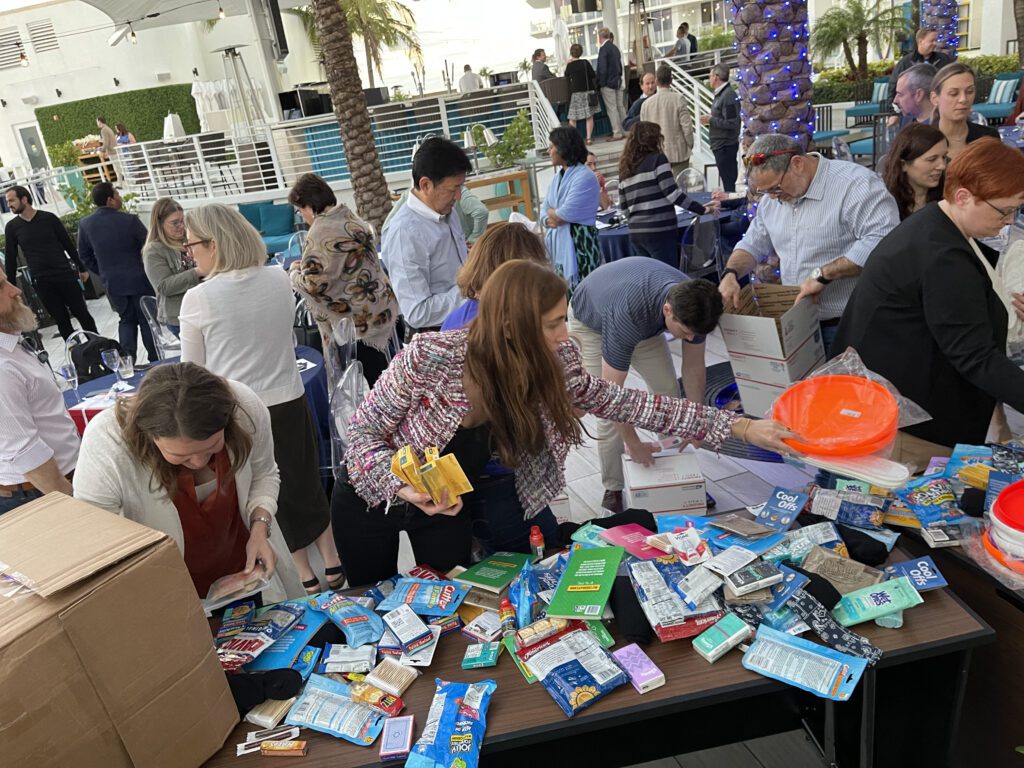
xmin=139 ymin=295 xmax=182 ymax=360
xmin=324 ymin=316 xmax=358 ymax=393
xmin=328 ymin=360 xmax=369 ymax=481
xmin=64 ymin=329 xmax=102 ymax=365
xmin=832 ymin=137 xmax=856 ymax=162
xmin=676 ymin=168 xmax=707 ymax=195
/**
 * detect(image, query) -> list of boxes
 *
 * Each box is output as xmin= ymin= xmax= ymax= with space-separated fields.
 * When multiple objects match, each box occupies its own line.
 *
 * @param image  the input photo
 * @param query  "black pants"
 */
xmin=331 ymin=478 xmax=473 ymax=587
xmin=712 ymin=143 xmax=740 ymax=193
xmin=33 ymin=278 xmax=98 ymax=339
xmin=468 ymin=474 xmax=561 ymax=556
xmin=108 ymin=293 xmax=158 ymax=362
xmin=356 ymin=341 xmax=390 ymax=388
xmin=630 ymin=229 xmax=680 ymax=269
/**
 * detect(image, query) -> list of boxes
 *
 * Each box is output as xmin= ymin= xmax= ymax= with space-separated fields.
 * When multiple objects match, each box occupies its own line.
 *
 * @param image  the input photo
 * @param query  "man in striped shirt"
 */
xmin=718 ymin=134 xmax=900 ymax=353
xmin=568 ymin=257 xmax=723 ymax=512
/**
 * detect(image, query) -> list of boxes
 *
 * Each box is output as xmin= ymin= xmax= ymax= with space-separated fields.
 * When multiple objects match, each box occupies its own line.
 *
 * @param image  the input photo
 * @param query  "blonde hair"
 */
xmin=184 ymin=203 xmax=267 ymax=276
xmin=146 ymin=198 xmax=185 ymax=250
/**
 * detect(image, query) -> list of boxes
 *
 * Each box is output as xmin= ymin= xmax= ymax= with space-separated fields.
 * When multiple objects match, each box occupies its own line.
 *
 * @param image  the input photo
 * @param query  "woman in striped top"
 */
xmin=618 ymin=121 xmax=719 ymax=268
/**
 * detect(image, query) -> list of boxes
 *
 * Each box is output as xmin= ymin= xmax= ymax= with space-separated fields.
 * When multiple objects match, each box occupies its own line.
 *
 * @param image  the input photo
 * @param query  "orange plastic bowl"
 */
xmin=982 ymin=529 xmax=1024 ymax=575
xmin=771 ymin=375 xmax=899 ymax=457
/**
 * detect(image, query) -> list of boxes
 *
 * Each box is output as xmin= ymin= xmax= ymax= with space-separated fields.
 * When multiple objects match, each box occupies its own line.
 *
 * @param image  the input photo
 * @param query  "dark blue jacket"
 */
xmin=77 ymin=206 xmax=154 ymax=297
xmin=622 ymin=94 xmax=648 ymax=131
xmin=596 ymin=41 xmax=622 ymax=90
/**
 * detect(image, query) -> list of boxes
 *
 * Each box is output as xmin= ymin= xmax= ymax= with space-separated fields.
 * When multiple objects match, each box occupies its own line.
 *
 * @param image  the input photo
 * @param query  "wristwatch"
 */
xmin=721 ymin=267 xmax=741 ymax=281
xmin=250 ymin=513 xmax=273 ymax=535
xmin=811 ymin=267 xmax=832 ymax=285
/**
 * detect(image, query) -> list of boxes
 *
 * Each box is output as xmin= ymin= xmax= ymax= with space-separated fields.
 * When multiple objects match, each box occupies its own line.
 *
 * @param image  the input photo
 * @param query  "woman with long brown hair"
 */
xmin=74 ymin=363 xmax=302 ymax=602
xmin=618 ymin=121 xmax=717 ymax=268
xmin=333 ymin=259 xmax=794 ymax=586
xmin=929 ymin=62 xmax=999 ymax=160
xmin=882 ymin=123 xmax=948 ymax=220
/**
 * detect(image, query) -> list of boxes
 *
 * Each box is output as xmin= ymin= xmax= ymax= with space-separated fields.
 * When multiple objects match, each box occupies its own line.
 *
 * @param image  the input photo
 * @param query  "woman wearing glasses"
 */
xmin=179 ymin=204 xmax=345 ymax=595
xmin=143 ymin=198 xmax=199 ymax=337
xmin=834 ymin=139 xmax=1024 ymax=470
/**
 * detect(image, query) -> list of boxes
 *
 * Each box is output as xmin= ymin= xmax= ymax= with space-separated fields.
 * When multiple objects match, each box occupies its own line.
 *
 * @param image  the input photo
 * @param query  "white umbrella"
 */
xmin=552 ymin=16 xmax=570 ymax=68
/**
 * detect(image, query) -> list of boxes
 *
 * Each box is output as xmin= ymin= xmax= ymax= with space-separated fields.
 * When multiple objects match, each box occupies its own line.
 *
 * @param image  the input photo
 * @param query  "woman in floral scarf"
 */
xmin=288 ymin=173 xmax=400 ymax=386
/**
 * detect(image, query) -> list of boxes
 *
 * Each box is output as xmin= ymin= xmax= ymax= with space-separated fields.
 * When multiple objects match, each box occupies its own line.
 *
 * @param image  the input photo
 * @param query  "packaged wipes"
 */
xmin=406 ymin=679 xmax=497 ymax=768
xmin=285 ymin=674 xmax=385 ymax=745
xmin=832 ymin=576 xmax=924 ymax=626
xmin=314 ymin=592 xmax=385 ymax=647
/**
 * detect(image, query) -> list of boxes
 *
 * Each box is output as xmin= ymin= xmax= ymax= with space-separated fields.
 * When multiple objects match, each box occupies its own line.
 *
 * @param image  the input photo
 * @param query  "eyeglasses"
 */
xmin=750 ymin=160 xmax=793 ymax=197
xmin=183 ymin=239 xmax=208 ymax=254
xmin=982 ymin=200 xmax=1024 ymax=220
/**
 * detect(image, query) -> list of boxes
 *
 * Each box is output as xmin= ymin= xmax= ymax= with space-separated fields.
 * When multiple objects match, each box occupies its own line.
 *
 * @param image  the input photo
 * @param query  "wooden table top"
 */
xmin=203 ymin=554 xmax=993 ymax=767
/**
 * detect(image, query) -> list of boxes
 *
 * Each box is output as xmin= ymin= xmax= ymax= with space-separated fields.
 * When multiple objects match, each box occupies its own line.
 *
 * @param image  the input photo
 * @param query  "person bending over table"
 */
xmin=544 ymin=127 xmax=601 ymax=290
xmin=143 ymin=197 xmax=200 ymax=337
xmin=833 ymin=139 xmax=1024 ymax=471
xmin=928 ymin=63 xmax=999 ymax=161
xmin=179 ymin=204 xmax=343 ymax=595
xmin=718 ymin=134 xmax=900 ymax=355
xmin=288 ymin=173 xmax=400 ymax=387
xmin=618 ymin=121 xmax=718 ymax=268
xmin=882 ymin=123 xmax=948 ymax=220
xmin=73 ymin=363 xmax=302 ymax=602
xmin=334 ymin=259 xmax=794 ymax=586
xmin=568 ymin=257 xmax=722 ymax=513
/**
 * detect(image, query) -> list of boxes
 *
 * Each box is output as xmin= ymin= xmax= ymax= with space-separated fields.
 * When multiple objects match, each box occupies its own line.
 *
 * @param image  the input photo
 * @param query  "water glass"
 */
xmin=58 ymin=363 xmax=79 ymax=403
xmin=118 ymin=355 xmax=135 ymax=382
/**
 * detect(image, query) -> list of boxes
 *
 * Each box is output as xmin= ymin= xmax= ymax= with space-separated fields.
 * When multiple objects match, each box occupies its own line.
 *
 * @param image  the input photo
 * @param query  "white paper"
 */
xmin=705 ymin=546 xmax=758 ymax=577
xmin=295 ymin=358 xmax=318 ymax=373
xmin=398 ymin=626 xmax=442 ymax=666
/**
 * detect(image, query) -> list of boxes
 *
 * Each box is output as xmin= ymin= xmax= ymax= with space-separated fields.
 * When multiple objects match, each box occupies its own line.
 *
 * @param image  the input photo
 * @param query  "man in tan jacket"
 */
xmin=96 ymin=116 xmax=118 ymax=180
xmin=640 ymin=64 xmax=694 ymax=177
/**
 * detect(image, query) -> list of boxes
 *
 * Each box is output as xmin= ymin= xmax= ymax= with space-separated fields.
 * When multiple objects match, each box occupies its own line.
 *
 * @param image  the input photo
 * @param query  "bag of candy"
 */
xmin=406 ymin=679 xmax=497 ymax=768
xmin=314 ymin=592 xmax=385 ymax=647
xmin=895 ymin=476 xmax=966 ymax=528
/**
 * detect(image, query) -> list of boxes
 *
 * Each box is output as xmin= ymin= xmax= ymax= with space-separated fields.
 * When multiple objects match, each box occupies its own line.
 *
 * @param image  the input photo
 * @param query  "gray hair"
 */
xmin=597 ymin=27 xmax=611 ymax=40
xmin=184 ymin=203 xmax=268 ymax=276
xmin=711 ymin=64 xmax=730 ymax=82
xmin=745 ymin=134 xmax=804 ymax=174
xmin=899 ymin=63 xmax=937 ymax=97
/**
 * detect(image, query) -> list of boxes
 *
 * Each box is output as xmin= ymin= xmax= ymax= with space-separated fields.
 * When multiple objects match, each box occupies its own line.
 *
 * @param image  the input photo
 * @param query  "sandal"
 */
xmin=325 ymin=565 xmax=346 ymax=591
xmin=302 ymin=577 xmax=321 ymax=595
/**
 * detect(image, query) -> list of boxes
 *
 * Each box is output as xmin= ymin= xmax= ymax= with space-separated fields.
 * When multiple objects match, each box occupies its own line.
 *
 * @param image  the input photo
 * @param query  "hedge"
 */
xmin=812 ymin=53 xmax=1021 ymax=105
xmin=35 ymin=84 xmax=200 ymax=147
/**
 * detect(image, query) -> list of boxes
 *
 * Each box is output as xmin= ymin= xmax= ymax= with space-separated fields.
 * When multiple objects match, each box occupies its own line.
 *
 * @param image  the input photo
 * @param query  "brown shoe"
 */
xmin=602 ymin=490 xmax=624 ymax=514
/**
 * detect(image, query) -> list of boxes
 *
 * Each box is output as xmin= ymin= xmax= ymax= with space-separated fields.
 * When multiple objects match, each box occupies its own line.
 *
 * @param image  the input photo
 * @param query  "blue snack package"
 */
xmin=510 ymin=561 xmax=541 ymax=630
xmin=859 ymin=526 xmax=901 ymax=552
xmin=291 ymin=645 xmax=322 ymax=680
xmin=766 ymin=565 xmax=809 ymax=612
xmin=364 ymin=575 xmax=402 ymax=608
xmin=534 ymin=552 xmax=569 ymax=592
xmin=515 ymin=627 xmax=628 ymax=718
xmin=375 ymin=578 xmax=471 ymax=616
xmin=742 ymin=625 xmax=867 ymax=701
xmin=406 ymin=678 xmax=497 ymax=768
xmin=985 ymin=470 xmax=1015 ymax=514
xmin=285 ymin=674 xmax=385 ymax=744
xmin=835 ymin=501 xmax=885 ymax=531
xmin=943 ymin=444 xmax=992 ymax=492
xmin=314 ymin=592 xmax=385 ymax=647
xmin=895 ymin=476 xmax=966 ymax=528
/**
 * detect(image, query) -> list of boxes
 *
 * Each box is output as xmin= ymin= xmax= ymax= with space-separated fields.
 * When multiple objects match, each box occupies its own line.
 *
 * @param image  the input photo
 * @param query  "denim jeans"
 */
xmin=0 ymin=487 xmax=43 ymax=516
xmin=468 ymin=474 xmax=561 ymax=556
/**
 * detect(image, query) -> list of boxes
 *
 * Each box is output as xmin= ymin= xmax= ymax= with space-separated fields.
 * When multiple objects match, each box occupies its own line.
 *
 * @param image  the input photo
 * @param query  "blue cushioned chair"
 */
xmin=846 ymin=78 xmax=890 ymax=127
xmin=973 ymin=72 xmax=1024 ymax=124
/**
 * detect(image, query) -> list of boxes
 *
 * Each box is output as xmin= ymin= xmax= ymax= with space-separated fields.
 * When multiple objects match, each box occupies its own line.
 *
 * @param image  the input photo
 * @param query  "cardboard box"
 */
xmin=549 ymin=494 xmax=571 ymax=523
xmin=622 ymin=451 xmax=707 ymax=514
xmin=0 ymin=494 xmax=238 ymax=768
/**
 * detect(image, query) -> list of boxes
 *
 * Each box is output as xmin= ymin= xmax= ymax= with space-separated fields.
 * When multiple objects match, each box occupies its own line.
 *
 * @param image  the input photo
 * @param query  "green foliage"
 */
xmin=699 ymin=27 xmax=735 ymax=52
xmin=473 ymin=110 xmax=534 ymax=169
xmin=810 ymin=0 xmax=909 ymax=78
xmin=960 ymin=54 xmax=1021 ymax=76
xmin=478 ymin=66 xmax=493 ymax=77
xmin=390 ymin=86 xmax=411 ymax=102
xmin=35 ymin=85 xmax=200 ymax=148
xmin=48 ymin=141 xmax=81 ymax=169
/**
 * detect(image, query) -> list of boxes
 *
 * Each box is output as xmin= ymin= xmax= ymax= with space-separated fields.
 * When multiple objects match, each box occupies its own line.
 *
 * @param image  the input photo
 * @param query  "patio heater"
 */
xmin=462 ymin=124 xmax=499 ymax=175
xmin=212 ymin=45 xmax=266 ymax=140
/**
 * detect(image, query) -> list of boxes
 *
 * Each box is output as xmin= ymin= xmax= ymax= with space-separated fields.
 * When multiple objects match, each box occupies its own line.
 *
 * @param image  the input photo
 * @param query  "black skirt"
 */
xmin=267 ymin=394 xmax=330 ymax=551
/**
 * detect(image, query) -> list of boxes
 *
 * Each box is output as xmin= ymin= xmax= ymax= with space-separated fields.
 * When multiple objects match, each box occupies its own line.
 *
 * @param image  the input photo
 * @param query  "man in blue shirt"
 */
xmin=77 ymin=183 xmax=158 ymax=363
xmin=568 ymin=257 xmax=723 ymax=512
xmin=381 ymin=137 xmax=472 ymax=337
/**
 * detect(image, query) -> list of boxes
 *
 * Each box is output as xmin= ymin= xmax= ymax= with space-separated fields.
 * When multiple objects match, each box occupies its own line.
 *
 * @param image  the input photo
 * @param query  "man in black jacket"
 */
xmin=623 ymin=72 xmax=657 ymax=132
xmin=700 ymin=65 xmax=741 ymax=192
xmin=597 ymin=27 xmax=625 ymax=140
xmin=77 ymin=182 xmax=157 ymax=363
xmin=888 ymin=28 xmax=952 ymax=93
xmin=3 ymin=185 xmax=97 ymax=340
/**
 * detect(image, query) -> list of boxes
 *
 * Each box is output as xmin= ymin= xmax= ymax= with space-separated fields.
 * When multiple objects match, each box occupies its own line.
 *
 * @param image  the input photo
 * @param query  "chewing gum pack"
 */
xmin=742 ymin=625 xmax=867 ymax=700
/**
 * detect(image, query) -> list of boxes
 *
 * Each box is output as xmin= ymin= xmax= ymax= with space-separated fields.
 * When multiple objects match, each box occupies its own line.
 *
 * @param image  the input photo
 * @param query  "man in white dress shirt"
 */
xmin=459 ymin=65 xmax=485 ymax=93
xmin=0 ymin=273 xmax=79 ymax=514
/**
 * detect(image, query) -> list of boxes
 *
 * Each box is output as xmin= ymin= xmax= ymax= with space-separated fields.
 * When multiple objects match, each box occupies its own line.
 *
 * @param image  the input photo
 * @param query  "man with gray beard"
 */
xmin=0 ymin=273 xmax=79 ymax=514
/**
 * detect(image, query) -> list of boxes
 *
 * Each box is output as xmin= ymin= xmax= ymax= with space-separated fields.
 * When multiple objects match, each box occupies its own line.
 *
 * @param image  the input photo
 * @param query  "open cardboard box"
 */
xmin=0 ymin=494 xmax=237 ymax=768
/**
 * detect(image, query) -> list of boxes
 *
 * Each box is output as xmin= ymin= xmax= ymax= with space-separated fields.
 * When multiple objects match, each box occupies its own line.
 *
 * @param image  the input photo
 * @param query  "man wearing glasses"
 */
xmin=718 ymin=134 xmax=899 ymax=352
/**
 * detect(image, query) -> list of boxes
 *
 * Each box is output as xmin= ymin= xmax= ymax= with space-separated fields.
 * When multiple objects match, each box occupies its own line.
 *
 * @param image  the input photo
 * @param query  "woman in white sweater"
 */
xmin=178 ymin=204 xmax=343 ymax=594
xmin=74 ymin=363 xmax=303 ymax=602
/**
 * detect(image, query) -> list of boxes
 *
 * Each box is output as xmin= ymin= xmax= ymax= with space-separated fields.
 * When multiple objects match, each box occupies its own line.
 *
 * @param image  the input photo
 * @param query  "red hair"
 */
xmin=943 ymin=138 xmax=1024 ymax=203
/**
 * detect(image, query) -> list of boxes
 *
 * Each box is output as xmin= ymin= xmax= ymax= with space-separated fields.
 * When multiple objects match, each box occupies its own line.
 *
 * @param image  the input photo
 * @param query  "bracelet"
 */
xmin=249 ymin=513 xmax=272 ymax=535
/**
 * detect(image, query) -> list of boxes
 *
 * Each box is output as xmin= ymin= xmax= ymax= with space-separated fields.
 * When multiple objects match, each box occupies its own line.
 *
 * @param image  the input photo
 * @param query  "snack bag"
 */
xmin=406 ymin=679 xmax=497 ymax=768
xmin=217 ymin=602 xmax=305 ymax=672
xmin=515 ymin=627 xmax=627 ymax=718
xmin=510 ymin=560 xmax=541 ymax=630
xmin=285 ymin=674 xmax=385 ymax=745
xmin=314 ymin=591 xmax=385 ymax=647
xmin=376 ymin=578 xmax=471 ymax=616
xmin=363 ymin=575 xmax=402 ymax=608
xmin=895 ymin=476 xmax=966 ymax=528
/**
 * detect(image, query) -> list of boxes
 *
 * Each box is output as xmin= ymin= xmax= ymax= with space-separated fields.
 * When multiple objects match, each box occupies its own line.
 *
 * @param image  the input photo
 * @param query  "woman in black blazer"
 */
xmin=833 ymin=138 xmax=1024 ymax=471
xmin=929 ymin=62 xmax=1000 ymax=160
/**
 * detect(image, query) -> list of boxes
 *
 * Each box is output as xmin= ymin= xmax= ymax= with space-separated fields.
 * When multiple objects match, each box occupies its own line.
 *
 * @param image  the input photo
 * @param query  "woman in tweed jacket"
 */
xmin=334 ymin=260 xmax=793 ymax=585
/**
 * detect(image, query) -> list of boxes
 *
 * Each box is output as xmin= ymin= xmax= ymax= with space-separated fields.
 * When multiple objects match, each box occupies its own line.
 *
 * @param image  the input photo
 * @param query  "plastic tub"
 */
xmin=993 ymin=480 xmax=1024 ymax=531
xmin=772 ymin=375 xmax=899 ymax=457
xmin=982 ymin=529 xmax=1024 ymax=574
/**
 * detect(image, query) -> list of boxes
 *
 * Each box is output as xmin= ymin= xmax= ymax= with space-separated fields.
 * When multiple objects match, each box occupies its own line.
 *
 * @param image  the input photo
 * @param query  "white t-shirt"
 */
xmin=179 ymin=266 xmax=303 ymax=407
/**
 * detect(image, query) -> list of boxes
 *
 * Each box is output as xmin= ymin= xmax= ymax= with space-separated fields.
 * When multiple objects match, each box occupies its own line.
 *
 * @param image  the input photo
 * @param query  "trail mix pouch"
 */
xmin=314 ymin=592 xmax=385 ymax=647
xmin=375 ymin=578 xmax=471 ymax=616
xmin=406 ymin=679 xmax=498 ymax=768
xmin=284 ymin=674 xmax=385 ymax=745
xmin=515 ymin=626 xmax=628 ymax=718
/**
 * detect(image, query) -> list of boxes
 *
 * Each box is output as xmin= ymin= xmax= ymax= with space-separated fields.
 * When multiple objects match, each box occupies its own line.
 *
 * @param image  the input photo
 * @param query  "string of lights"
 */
xmin=921 ymin=0 xmax=960 ymax=55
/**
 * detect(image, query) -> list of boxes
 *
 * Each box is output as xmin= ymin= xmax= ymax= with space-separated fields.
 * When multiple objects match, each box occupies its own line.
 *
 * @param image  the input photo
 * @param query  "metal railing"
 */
xmin=527 ymin=80 xmax=561 ymax=150
xmin=655 ymin=56 xmax=716 ymax=166
xmin=660 ymin=45 xmax=740 ymax=82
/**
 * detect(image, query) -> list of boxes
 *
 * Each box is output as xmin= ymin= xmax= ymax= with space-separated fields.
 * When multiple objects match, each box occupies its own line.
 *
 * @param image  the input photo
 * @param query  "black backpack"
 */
xmin=70 ymin=336 xmax=125 ymax=383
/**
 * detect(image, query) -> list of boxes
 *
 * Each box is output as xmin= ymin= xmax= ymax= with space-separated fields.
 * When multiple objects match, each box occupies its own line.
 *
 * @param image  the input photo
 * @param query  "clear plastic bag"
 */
xmin=963 ymin=523 xmax=1024 ymax=591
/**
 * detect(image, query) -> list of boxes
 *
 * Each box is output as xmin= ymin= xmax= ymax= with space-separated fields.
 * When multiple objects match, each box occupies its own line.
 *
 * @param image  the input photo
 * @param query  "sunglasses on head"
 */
xmin=746 ymin=148 xmax=800 ymax=167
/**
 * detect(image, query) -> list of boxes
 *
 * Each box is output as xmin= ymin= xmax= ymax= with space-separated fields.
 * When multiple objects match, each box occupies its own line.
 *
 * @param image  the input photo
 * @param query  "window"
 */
xmin=27 ymin=19 xmax=58 ymax=53
xmin=0 ymin=28 xmax=27 ymax=70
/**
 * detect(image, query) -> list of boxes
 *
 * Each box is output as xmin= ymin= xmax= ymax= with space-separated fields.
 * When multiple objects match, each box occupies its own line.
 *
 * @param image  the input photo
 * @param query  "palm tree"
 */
xmin=810 ymin=0 xmax=909 ymax=79
xmin=287 ymin=1 xmax=422 ymax=90
xmin=310 ymin=0 xmax=392 ymax=232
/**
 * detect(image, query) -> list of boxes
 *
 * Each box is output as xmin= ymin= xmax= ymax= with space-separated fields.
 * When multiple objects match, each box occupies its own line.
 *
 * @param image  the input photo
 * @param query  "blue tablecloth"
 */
xmin=597 ymin=192 xmax=727 ymax=265
xmin=64 ymin=346 xmax=331 ymax=480
xmin=999 ymin=126 xmax=1024 ymax=151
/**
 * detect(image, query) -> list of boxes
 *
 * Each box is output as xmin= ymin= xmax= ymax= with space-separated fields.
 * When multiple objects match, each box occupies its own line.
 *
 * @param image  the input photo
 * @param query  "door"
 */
xmin=17 ymin=124 xmax=49 ymax=171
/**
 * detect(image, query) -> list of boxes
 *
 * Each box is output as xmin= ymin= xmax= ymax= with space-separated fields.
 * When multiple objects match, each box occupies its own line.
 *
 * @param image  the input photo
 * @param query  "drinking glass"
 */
xmin=100 ymin=349 xmax=121 ymax=373
xmin=117 ymin=355 xmax=135 ymax=383
xmin=58 ymin=363 xmax=79 ymax=403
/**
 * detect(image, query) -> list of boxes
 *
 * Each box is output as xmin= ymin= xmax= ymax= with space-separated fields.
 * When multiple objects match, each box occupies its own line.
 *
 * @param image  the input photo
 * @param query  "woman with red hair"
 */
xmin=833 ymin=138 xmax=1024 ymax=471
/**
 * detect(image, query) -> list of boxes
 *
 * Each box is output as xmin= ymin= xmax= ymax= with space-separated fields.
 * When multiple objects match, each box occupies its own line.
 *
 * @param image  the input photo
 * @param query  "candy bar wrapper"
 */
xmin=612 ymin=643 xmax=665 ymax=693
xmin=462 ymin=641 xmax=503 ymax=669
xmin=692 ymin=612 xmax=752 ymax=663
xmin=419 ymin=453 xmax=474 ymax=506
xmin=742 ymin=625 xmax=867 ymax=701
xmin=380 ymin=715 xmax=415 ymax=762
xmin=350 ymin=682 xmax=405 ymax=717
xmin=285 ymin=674 xmax=385 ymax=745
xmin=832 ymin=576 xmax=924 ymax=626
xmin=382 ymin=604 xmax=434 ymax=654
xmin=260 ymin=740 xmax=308 ymax=757
xmin=217 ymin=603 xmax=305 ymax=671
xmin=375 ymin=578 xmax=471 ymax=616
